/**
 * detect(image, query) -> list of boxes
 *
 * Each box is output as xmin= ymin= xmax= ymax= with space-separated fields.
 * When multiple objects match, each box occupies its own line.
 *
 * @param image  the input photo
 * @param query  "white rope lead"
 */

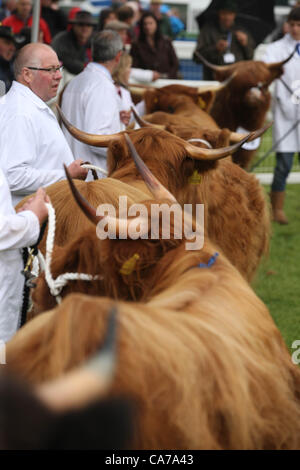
xmin=37 ymin=202 xmax=101 ymax=304
xmin=81 ymin=163 xmax=108 ymax=176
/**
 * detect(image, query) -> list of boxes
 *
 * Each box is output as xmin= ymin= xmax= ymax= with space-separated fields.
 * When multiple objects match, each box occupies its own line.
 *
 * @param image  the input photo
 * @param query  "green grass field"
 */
xmin=252 ymin=184 xmax=300 ymax=354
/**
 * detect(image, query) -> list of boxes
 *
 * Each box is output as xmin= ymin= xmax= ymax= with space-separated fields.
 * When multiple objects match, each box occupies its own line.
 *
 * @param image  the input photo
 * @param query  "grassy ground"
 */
xmin=252 ymin=184 xmax=300 ymax=354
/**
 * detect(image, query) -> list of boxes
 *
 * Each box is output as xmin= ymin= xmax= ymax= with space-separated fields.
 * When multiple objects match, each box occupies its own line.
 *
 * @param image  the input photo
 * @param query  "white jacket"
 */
xmin=263 ymin=34 xmax=300 ymax=152
xmin=61 ymin=63 xmax=122 ymax=175
xmin=0 ymin=167 xmax=40 ymax=342
xmin=0 ymin=81 xmax=74 ymax=206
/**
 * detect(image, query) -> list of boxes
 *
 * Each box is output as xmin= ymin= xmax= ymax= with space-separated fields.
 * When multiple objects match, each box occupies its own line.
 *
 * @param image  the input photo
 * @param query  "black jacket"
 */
xmin=0 ymin=56 xmax=14 ymax=94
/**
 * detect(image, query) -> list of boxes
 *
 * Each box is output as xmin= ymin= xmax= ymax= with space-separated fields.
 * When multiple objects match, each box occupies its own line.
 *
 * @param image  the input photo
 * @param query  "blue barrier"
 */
xmin=179 ymin=60 xmax=203 ymax=81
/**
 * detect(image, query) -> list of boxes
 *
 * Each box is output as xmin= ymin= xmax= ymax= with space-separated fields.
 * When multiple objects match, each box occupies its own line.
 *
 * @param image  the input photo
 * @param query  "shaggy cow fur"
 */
xmin=106 ymin=128 xmax=270 ymax=281
xmin=6 ymin=256 xmax=300 ymax=449
xmin=16 ymin=178 xmax=152 ymax=253
xmin=140 ymin=58 xmax=287 ymax=169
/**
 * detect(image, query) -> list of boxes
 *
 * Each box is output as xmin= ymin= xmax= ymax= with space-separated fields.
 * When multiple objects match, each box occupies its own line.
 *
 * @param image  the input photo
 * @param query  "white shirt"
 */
xmin=0 ymin=81 xmax=74 ymax=206
xmin=61 ymin=62 xmax=122 ymax=174
xmin=263 ymin=34 xmax=300 ymax=152
xmin=130 ymin=68 xmax=154 ymax=84
xmin=0 ymin=167 xmax=40 ymax=342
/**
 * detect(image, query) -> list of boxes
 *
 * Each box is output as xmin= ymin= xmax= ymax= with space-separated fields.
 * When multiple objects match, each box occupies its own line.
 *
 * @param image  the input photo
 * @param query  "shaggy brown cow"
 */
xmin=192 ymin=50 xmax=296 ymax=168
xmin=6 ymin=163 xmax=300 ymax=448
xmin=57 ymin=112 xmax=271 ymax=282
xmin=16 ymin=177 xmax=153 ymax=253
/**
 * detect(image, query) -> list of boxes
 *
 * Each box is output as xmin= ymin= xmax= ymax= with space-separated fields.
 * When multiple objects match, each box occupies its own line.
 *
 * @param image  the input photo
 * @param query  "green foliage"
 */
xmin=253 ymin=184 xmax=300 ymax=354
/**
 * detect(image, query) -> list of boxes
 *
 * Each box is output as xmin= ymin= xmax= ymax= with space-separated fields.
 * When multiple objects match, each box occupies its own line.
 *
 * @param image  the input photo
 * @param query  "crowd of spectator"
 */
xmin=0 ymin=0 xmax=186 ymax=92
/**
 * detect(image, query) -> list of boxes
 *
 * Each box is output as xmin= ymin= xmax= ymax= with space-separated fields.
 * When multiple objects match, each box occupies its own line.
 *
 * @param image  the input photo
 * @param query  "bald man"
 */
xmin=0 ymin=43 xmax=87 ymax=206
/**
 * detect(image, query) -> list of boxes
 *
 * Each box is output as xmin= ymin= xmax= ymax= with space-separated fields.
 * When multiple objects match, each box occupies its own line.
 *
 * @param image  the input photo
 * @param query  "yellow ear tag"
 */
xmin=154 ymin=97 xmax=158 ymax=103
xmin=119 ymin=254 xmax=140 ymax=276
xmin=188 ymin=170 xmax=202 ymax=185
xmin=198 ymin=96 xmax=206 ymax=109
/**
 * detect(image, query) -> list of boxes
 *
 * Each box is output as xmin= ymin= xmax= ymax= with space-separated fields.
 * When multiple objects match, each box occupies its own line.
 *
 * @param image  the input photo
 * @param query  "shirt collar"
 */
xmin=286 ymin=33 xmax=299 ymax=47
xmin=12 ymin=81 xmax=52 ymax=111
xmin=85 ymin=62 xmax=114 ymax=82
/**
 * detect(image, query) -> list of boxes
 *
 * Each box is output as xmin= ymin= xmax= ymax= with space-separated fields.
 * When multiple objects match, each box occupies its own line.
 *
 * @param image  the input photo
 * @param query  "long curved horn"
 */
xmin=184 ymin=133 xmax=252 ymax=160
xmin=127 ymin=86 xmax=146 ymax=97
xmin=56 ymin=105 xmax=123 ymax=147
xmin=124 ymin=133 xmax=177 ymax=203
xmin=36 ymin=306 xmax=118 ymax=411
xmin=64 ymin=164 xmax=100 ymax=225
xmin=197 ymin=71 xmax=237 ymax=93
xmin=229 ymin=121 xmax=273 ymax=143
xmin=194 ymin=51 xmax=235 ymax=73
xmin=266 ymin=45 xmax=297 ymax=70
xmin=60 ymin=107 xmax=251 ymax=163
xmin=131 ymin=107 xmax=166 ymax=130
xmin=64 ymin=165 xmax=144 ymax=236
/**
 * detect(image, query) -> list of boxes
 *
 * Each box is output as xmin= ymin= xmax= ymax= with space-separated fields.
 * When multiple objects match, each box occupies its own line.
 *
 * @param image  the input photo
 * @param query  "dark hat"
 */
xmin=0 ymin=24 xmax=16 ymax=44
xmin=68 ymin=10 xmax=97 ymax=26
xmin=218 ymin=0 xmax=238 ymax=13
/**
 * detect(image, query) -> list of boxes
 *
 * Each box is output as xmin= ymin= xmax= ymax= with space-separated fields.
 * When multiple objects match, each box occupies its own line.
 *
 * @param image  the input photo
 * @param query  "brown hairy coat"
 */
xmin=141 ymin=60 xmax=284 ymax=168
xmin=107 ymin=128 xmax=270 ymax=281
xmin=7 ymin=240 xmax=300 ymax=449
xmin=16 ymin=178 xmax=152 ymax=252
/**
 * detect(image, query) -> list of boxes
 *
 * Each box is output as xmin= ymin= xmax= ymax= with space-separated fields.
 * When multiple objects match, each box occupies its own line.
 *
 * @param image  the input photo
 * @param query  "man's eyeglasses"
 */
xmin=26 ymin=65 xmax=63 ymax=75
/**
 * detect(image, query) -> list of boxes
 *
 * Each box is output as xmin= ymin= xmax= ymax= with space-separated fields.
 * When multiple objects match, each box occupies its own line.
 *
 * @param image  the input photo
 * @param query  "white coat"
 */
xmin=263 ymin=34 xmax=300 ymax=153
xmin=116 ymin=85 xmax=134 ymax=131
xmin=115 ymin=85 xmax=146 ymax=131
xmin=0 ymin=81 xmax=74 ymax=206
xmin=61 ymin=62 xmax=122 ymax=175
xmin=0 ymin=167 xmax=40 ymax=342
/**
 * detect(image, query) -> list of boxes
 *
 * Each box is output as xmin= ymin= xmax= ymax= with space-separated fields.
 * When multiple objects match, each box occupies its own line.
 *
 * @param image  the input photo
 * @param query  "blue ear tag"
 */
xmin=198 ymin=252 xmax=219 ymax=268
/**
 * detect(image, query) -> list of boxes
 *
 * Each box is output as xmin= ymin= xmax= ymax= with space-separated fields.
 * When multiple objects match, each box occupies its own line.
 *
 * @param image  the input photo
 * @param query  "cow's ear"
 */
xmin=197 ymin=90 xmax=216 ymax=113
xmin=267 ymin=65 xmax=284 ymax=83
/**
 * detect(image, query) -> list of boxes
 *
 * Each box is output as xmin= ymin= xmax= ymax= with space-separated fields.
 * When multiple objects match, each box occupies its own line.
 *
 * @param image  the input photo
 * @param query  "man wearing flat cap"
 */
xmin=52 ymin=10 xmax=97 ymax=75
xmin=0 ymin=24 xmax=16 ymax=93
xmin=193 ymin=0 xmax=255 ymax=80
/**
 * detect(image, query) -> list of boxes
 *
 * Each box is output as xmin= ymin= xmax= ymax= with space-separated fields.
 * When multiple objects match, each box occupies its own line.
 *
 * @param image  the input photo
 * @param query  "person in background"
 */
xmin=113 ymin=51 xmax=134 ymax=130
xmin=130 ymin=11 xmax=179 ymax=79
xmin=116 ymin=4 xmax=135 ymax=44
xmin=263 ymin=6 xmax=300 ymax=224
xmin=161 ymin=5 xmax=185 ymax=39
xmin=0 ymin=0 xmax=16 ymax=21
xmin=61 ymin=30 xmax=123 ymax=173
xmin=0 ymin=43 xmax=87 ymax=207
xmin=97 ymin=7 xmax=117 ymax=31
xmin=2 ymin=0 xmax=51 ymax=43
xmin=104 ymin=19 xmax=129 ymax=46
xmin=52 ymin=10 xmax=96 ymax=75
xmin=106 ymin=18 xmax=161 ymax=83
xmin=40 ymin=0 xmax=67 ymax=39
xmin=193 ymin=0 xmax=255 ymax=80
xmin=149 ymin=0 xmax=173 ymax=39
xmin=0 ymin=25 xmax=16 ymax=93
